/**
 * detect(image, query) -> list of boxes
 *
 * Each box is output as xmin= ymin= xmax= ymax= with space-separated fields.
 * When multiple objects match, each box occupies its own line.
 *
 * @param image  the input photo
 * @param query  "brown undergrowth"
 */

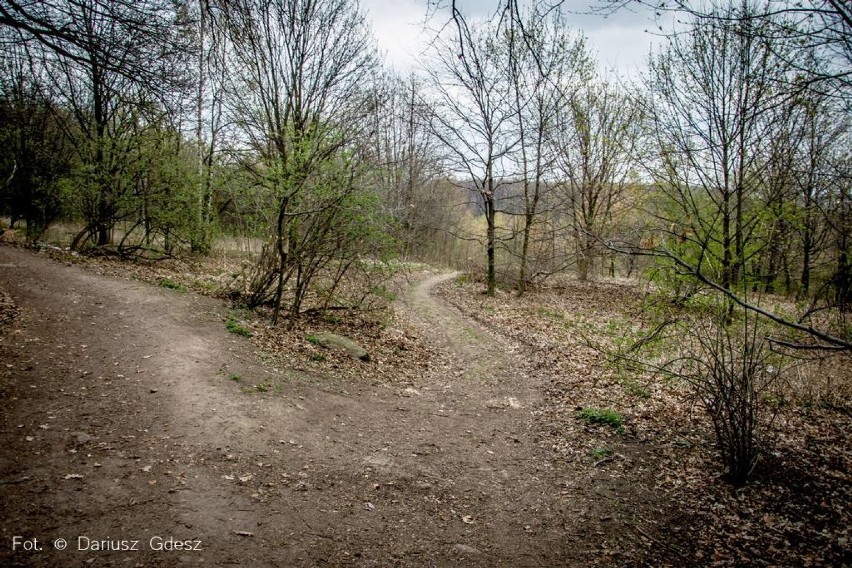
xmin=17 ymin=241 xmax=851 ymax=565
xmin=436 ymin=276 xmax=851 ymax=567
xmin=32 ymin=245 xmax=444 ymax=389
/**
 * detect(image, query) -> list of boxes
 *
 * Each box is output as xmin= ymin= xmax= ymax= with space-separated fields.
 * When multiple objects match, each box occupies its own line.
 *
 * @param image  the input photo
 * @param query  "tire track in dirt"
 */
xmin=399 ymin=271 xmax=540 ymax=406
xmin=0 ymin=249 xmax=589 ymax=566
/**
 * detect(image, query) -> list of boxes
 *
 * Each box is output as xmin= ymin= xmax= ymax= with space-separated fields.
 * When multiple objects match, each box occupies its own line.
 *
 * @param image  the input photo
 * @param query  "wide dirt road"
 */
xmin=0 ymin=246 xmax=592 ymax=566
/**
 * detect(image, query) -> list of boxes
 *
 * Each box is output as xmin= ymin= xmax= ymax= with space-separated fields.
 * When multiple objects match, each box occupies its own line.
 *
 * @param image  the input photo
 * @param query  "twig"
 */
xmin=633 ymin=523 xmax=697 ymax=567
xmin=593 ymin=455 xmax=617 ymax=467
xmin=0 ymin=476 xmax=32 ymax=485
xmin=604 ymin=241 xmax=852 ymax=351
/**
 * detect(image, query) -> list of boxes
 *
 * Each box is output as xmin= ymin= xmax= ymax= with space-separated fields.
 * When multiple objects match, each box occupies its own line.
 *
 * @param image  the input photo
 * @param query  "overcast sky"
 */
xmin=363 ymin=0 xmax=672 ymax=79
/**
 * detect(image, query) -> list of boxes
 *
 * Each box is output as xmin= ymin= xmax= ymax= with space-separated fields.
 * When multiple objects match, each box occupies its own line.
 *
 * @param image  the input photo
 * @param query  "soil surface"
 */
xmin=0 ymin=246 xmax=630 ymax=567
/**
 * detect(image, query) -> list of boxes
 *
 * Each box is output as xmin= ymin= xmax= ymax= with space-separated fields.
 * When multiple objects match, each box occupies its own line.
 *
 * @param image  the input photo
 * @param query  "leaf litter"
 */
xmin=436 ymin=276 xmax=850 ymax=567
xmin=24 ymin=247 xmax=850 ymax=566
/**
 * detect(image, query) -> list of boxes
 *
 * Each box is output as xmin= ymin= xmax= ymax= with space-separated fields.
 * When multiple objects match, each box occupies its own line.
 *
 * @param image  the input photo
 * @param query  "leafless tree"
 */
xmin=10 ymin=0 xmax=191 ymax=248
xmin=594 ymin=0 xmax=852 ymax=349
xmin=506 ymin=7 xmax=589 ymax=293
xmin=554 ymin=76 xmax=644 ymax=281
xmin=424 ymin=14 xmax=517 ymax=296
xmin=598 ymin=0 xmax=850 ymax=99
xmin=642 ymin=3 xmax=795 ymax=292
xmin=363 ymin=72 xmax=443 ymax=256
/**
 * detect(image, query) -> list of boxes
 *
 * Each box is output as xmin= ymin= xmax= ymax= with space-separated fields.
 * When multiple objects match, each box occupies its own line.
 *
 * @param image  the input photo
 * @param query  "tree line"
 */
xmin=1 ymin=0 xmax=850 ymax=482
xmin=0 ymin=0 xmax=849 ymax=325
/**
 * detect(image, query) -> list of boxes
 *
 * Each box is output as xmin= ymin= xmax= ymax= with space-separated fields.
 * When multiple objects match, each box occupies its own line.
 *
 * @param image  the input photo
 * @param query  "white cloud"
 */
xmin=361 ymin=0 xmax=667 ymax=78
xmin=364 ymin=0 xmax=430 ymax=72
xmin=586 ymin=25 xmax=657 ymax=80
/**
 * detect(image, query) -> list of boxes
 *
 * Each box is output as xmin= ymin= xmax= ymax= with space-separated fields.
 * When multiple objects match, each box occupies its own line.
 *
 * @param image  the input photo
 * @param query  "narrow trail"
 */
xmin=0 ymin=249 xmax=590 ymax=567
xmin=396 ymin=271 xmax=541 ymax=413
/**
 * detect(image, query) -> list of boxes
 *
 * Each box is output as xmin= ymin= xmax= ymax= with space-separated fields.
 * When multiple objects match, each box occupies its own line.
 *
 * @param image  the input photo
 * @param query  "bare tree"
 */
xmin=424 ymin=14 xmax=516 ymax=296
xmin=0 ymin=1 xmax=170 ymax=70
xmin=506 ymin=8 xmax=590 ymax=294
xmin=5 ymin=0 xmax=190 ymax=249
xmin=643 ymin=4 xmax=795 ymax=293
xmin=606 ymin=7 xmax=852 ymax=351
xmin=363 ymin=72 xmax=442 ymax=256
xmin=554 ymin=76 xmax=644 ymax=281
xmin=599 ymin=0 xmax=850 ymax=98
xmin=826 ymin=147 xmax=852 ymax=310
xmin=592 ymin=0 xmax=851 ymax=350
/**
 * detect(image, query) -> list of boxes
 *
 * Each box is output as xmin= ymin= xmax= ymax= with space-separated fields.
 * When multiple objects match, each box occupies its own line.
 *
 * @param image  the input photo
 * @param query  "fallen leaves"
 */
xmin=0 ymin=291 xmax=20 ymax=328
xmin=437 ymin=276 xmax=851 ymax=567
xmin=29 ymin=247 xmax=849 ymax=566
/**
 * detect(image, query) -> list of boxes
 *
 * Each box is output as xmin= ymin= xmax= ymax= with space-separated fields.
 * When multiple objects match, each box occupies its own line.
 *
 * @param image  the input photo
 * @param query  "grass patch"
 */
xmin=536 ymin=306 xmax=564 ymax=320
xmin=226 ymin=315 xmax=252 ymax=337
xmin=370 ymin=284 xmax=397 ymax=301
xmin=620 ymin=375 xmax=651 ymax=399
xmin=306 ymin=334 xmax=322 ymax=346
xmin=159 ymin=278 xmax=187 ymax=292
xmin=460 ymin=325 xmax=482 ymax=341
xmin=196 ymin=280 xmax=219 ymax=293
xmin=578 ymin=407 xmax=625 ymax=434
xmin=228 ymin=373 xmax=242 ymax=382
xmin=310 ymin=353 xmax=327 ymax=362
xmin=590 ymin=446 xmax=612 ymax=460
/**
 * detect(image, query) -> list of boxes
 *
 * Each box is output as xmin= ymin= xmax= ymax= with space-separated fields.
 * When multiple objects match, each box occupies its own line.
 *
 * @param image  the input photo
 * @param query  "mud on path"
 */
xmin=0 ymin=247 xmax=604 ymax=567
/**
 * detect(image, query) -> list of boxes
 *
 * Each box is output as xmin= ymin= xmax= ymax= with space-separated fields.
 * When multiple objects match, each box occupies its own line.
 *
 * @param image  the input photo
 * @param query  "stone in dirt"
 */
xmin=310 ymin=332 xmax=370 ymax=361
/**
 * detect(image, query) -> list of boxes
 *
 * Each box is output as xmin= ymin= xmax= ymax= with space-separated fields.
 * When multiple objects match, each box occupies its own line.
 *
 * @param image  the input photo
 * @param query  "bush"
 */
xmin=159 ymin=278 xmax=186 ymax=292
xmin=673 ymin=308 xmax=783 ymax=485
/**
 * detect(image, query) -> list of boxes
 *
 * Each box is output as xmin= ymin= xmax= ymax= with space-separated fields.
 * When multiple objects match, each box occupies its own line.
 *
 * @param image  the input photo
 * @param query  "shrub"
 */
xmin=590 ymin=447 xmax=612 ymax=460
xmin=306 ymin=334 xmax=322 ymax=346
xmin=159 ymin=278 xmax=186 ymax=292
xmin=677 ymin=309 xmax=783 ymax=485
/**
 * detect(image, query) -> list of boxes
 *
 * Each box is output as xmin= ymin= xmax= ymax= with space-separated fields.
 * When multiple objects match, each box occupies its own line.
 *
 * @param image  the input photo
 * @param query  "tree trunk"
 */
xmin=835 ymin=242 xmax=851 ymax=311
xmin=722 ymin=193 xmax=733 ymax=290
xmin=96 ymin=222 xmax=110 ymax=246
xmin=192 ymin=0 xmax=212 ymax=255
xmin=485 ymin=173 xmax=496 ymax=296
xmin=486 ymin=205 xmax=496 ymax=296
xmin=764 ymin=240 xmax=778 ymax=294
xmin=517 ymin=212 xmax=533 ymax=296
xmin=271 ymin=197 xmax=290 ymax=326
xmin=800 ymin=232 xmax=812 ymax=299
xmin=575 ymin=228 xmax=590 ymax=282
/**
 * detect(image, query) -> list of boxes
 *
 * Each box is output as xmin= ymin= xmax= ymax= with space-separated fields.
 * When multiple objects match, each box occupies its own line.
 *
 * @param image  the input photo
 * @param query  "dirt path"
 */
xmin=0 ymin=248 xmax=596 ymax=567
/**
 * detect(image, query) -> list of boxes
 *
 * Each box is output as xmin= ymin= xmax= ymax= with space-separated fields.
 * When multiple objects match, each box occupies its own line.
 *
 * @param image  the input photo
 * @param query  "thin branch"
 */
xmin=605 ymin=240 xmax=852 ymax=350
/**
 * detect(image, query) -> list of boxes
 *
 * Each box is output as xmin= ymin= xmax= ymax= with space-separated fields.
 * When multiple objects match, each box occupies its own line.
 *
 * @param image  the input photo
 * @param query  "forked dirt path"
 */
xmin=0 ymin=247 xmax=594 ymax=567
